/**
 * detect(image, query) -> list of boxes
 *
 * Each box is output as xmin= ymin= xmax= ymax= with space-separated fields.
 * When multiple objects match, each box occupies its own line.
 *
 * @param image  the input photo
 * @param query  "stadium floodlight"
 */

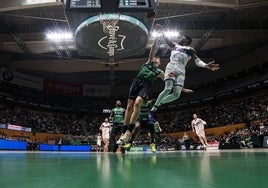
xmin=151 ymin=30 xmax=180 ymax=38
xmin=46 ymin=31 xmax=73 ymax=42
xmin=22 ymin=0 xmax=57 ymax=6
xmin=164 ymin=30 xmax=179 ymax=38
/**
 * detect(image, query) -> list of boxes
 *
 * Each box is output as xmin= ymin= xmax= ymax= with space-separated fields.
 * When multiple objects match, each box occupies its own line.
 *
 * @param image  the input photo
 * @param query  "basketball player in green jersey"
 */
xmin=117 ymin=36 xmax=165 ymax=145
xmin=109 ymin=100 xmax=125 ymax=152
xmin=122 ymin=95 xmax=156 ymax=152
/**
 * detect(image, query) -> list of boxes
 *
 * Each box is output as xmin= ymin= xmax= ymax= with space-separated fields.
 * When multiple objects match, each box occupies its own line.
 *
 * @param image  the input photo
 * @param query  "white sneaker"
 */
xmin=116 ymin=130 xmax=131 ymax=145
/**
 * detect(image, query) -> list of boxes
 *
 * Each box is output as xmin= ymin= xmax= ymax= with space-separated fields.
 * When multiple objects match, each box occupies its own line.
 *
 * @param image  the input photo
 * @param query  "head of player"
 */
xmin=151 ymin=56 xmax=161 ymax=67
xmin=144 ymin=94 xmax=150 ymax=101
xmin=193 ymin=113 xmax=198 ymax=119
xmin=179 ymin=35 xmax=192 ymax=46
xmin=115 ymin=100 xmax=121 ymax=107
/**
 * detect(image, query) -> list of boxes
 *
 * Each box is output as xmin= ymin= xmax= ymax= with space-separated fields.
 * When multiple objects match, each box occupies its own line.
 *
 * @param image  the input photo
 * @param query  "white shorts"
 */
xmin=97 ymin=140 xmax=102 ymax=146
xmin=196 ymin=130 xmax=206 ymax=138
xmin=102 ymin=133 xmax=110 ymax=139
xmin=164 ymin=64 xmax=185 ymax=86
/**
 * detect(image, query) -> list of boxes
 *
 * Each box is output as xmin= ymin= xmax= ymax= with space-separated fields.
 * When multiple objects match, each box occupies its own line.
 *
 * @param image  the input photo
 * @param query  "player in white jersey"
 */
xmin=191 ymin=113 xmax=208 ymax=149
xmin=99 ymin=118 xmax=112 ymax=152
xmin=149 ymin=24 xmax=220 ymax=122
xmin=96 ymin=133 xmax=102 ymax=152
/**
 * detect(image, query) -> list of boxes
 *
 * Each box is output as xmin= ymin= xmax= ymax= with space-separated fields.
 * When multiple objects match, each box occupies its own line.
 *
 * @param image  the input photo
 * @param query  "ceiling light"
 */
xmin=151 ymin=30 xmax=180 ymax=38
xmin=46 ymin=31 xmax=73 ymax=42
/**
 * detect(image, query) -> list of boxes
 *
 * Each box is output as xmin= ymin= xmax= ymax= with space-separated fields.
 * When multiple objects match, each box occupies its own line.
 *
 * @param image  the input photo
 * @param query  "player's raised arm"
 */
xmin=154 ymin=24 xmax=176 ymax=48
xmin=192 ymin=51 xmax=220 ymax=71
xmin=147 ymin=38 xmax=158 ymax=63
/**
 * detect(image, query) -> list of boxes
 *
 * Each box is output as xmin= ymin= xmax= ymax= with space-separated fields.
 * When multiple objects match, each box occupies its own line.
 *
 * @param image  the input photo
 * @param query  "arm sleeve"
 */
xmin=195 ymin=58 xmax=207 ymax=68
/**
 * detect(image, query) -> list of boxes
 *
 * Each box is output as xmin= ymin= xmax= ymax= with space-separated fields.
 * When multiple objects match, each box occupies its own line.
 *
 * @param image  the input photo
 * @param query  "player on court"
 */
xmin=116 ymin=36 xmax=165 ymax=145
xmin=122 ymin=95 xmax=157 ymax=152
xmin=123 ymin=90 xmax=193 ymax=152
xmin=99 ymin=118 xmax=112 ymax=152
xmin=149 ymin=24 xmax=220 ymax=122
xmin=191 ymin=113 xmax=208 ymax=149
xmin=96 ymin=133 xmax=102 ymax=152
xmin=150 ymin=120 xmax=162 ymax=147
xmin=109 ymin=100 xmax=125 ymax=152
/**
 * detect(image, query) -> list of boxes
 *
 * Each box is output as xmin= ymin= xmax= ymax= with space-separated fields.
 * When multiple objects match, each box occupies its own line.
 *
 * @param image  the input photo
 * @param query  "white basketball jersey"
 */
xmin=101 ymin=122 xmax=110 ymax=138
xmin=169 ymin=45 xmax=192 ymax=75
xmin=192 ymin=118 xmax=206 ymax=132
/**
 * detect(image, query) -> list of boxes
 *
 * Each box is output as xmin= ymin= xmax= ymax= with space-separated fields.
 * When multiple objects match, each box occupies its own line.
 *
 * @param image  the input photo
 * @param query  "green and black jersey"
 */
xmin=138 ymin=100 xmax=152 ymax=121
xmin=136 ymin=62 xmax=162 ymax=84
xmin=111 ymin=107 xmax=125 ymax=124
xmin=154 ymin=121 xmax=160 ymax=133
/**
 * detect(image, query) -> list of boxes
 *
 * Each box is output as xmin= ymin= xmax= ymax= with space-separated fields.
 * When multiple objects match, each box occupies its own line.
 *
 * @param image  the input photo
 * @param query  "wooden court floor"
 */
xmin=0 ymin=149 xmax=267 ymax=188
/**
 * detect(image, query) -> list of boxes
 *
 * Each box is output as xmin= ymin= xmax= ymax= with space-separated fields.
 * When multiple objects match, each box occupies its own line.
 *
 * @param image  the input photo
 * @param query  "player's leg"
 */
xmin=196 ymin=131 xmax=205 ymax=146
xmin=155 ymin=74 xmax=184 ymax=105
xmin=151 ymin=79 xmax=174 ymax=112
xmin=110 ymin=124 xmax=119 ymax=152
xmin=129 ymin=96 xmax=143 ymax=124
xmin=116 ymin=99 xmax=134 ymax=145
xmin=123 ymin=122 xmax=141 ymax=151
xmin=118 ymin=96 xmax=143 ymax=145
xmin=103 ymin=138 xmax=109 ymax=152
xmin=124 ymin=99 xmax=135 ymax=126
xmin=198 ymin=137 xmax=205 ymax=148
xmin=149 ymin=80 xmax=174 ymax=123
xmin=123 ymin=78 xmax=139 ymax=126
xmin=147 ymin=122 xmax=156 ymax=153
xmin=156 ymin=84 xmax=182 ymax=105
xmin=200 ymin=131 xmax=208 ymax=146
xmin=150 ymin=65 xmax=175 ymax=113
xmin=119 ymin=80 xmax=149 ymax=145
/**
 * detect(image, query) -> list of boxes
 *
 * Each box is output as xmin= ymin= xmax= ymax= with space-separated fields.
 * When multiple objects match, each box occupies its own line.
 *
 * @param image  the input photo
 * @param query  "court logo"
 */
xmin=97 ymin=25 xmax=126 ymax=57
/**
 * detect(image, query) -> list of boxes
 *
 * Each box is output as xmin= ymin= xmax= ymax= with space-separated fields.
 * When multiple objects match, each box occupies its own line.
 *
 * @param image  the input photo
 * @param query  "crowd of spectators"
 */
xmin=0 ymin=104 xmax=89 ymax=135
xmin=0 ymin=130 xmax=7 ymax=139
xmin=0 ymin=93 xmax=267 ymax=147
xmin=157 ymin=94 xmax=267 ymax=133
xmin=219 ymin=119 xmax=268 ymax=148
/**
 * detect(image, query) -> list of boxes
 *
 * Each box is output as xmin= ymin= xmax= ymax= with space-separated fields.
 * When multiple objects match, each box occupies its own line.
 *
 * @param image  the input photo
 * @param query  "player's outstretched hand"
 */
xmin=182 ymin=88 xmax=194 ymax=94
xmin=206 ymin=61 xmax=220 ymax=71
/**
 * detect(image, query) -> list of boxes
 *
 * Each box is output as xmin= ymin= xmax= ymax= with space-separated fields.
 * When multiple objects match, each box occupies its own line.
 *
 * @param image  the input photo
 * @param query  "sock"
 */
xmin=151 ymin=105 xmax=158 ymax=112
xmin=128 ymin=123 xmax=135 ymax=132
xmin=122 ymin=125 xmax=128 ymax=133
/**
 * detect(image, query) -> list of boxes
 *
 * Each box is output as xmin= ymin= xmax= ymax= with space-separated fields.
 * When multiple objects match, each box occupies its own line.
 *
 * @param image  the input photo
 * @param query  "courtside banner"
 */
xmin=83 ymin=84 xmax=111 ymax=97
xmin=0 ymin=68 xmax=43 ymax=90
xmin=7 ymin=124 xmax=32 ymax=132
xmin=43 ymin=80 xmax=83 ymax=96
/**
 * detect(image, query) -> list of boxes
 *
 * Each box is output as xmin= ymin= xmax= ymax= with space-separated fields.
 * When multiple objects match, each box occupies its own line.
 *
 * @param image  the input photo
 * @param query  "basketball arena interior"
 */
xmin=0 ymin=0 xmax=267 ymax=188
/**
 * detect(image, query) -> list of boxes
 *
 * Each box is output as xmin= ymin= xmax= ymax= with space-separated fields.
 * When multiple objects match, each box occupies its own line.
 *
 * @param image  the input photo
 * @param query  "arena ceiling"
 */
xmin=0 ymin=0 xmax=268 ymax=86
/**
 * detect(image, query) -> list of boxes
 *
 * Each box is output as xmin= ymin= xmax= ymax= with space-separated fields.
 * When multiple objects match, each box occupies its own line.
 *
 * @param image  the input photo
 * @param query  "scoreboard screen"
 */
xmin=68 ymin=0 xmax=149 ymax=8
xmin=119 ymin=0 xmax=149 ymax=7
xmin=69 ymin=0 xmax=100 ymax=8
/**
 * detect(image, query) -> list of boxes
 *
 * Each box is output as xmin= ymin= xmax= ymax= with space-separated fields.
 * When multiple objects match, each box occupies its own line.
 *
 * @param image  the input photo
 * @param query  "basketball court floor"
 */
xmin=0 ymin=149 xmax=267 ymax=188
